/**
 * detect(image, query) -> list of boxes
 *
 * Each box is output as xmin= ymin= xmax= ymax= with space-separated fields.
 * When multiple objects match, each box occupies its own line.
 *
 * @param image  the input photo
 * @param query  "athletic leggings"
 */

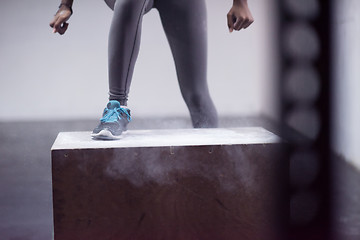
xmin=105 ymin=0 xmax=218 ymax=128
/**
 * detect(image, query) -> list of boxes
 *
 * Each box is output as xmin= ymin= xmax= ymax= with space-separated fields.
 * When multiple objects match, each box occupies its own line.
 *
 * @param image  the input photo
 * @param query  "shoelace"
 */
xmin=100 ymin=107 xmax=132 ymax=123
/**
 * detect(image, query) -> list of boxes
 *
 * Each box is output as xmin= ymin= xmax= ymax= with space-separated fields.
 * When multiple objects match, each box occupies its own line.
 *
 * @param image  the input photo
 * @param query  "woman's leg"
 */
xmin=92 ymin=0 xmax=154 ymax=139
xmin=108 ymin=0 xmax=154 ymax=106
xmin=155 ymin=0 xmax=218 ymax=128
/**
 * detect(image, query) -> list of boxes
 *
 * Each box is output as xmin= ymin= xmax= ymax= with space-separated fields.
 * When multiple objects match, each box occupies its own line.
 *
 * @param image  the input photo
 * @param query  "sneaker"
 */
xmin=91 ymin=100 xmax=132 ymax=140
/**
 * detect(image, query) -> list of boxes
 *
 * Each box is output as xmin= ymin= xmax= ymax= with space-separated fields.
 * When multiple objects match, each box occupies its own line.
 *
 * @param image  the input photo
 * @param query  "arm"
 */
xmin=49 ymin=0 xmax=74 ymax=35
xmin=227 ymin=0 xmax=254 ymax=33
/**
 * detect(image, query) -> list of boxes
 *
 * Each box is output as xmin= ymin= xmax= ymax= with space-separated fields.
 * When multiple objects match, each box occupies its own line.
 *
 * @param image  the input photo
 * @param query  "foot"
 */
xmin=92 ymin=100 xmax=132 ymax=140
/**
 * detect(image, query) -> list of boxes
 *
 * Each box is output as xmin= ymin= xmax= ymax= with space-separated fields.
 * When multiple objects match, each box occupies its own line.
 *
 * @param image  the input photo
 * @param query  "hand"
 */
xmin=227 ymin=2 xmax=254 ymax=33
xmin=49 ymin=5 xmax=72 ymax=35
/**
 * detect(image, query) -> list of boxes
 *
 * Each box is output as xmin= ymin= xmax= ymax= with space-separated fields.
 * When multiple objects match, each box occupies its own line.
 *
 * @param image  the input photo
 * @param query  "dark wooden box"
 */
xmin=51 ymin=128 xmax=284 ymax=240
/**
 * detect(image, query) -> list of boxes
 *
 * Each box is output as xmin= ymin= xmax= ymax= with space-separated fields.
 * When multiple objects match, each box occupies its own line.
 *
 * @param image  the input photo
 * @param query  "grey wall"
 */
xmin=0 ymin=0 xmax=277 ymax=121
xmin=333 ymin=0 xmax=360 ymax=169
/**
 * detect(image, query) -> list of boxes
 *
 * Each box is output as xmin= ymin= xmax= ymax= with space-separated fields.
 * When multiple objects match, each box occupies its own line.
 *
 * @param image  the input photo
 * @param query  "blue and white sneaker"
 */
xmin=92 ymin=100 xmax=132 ymax=140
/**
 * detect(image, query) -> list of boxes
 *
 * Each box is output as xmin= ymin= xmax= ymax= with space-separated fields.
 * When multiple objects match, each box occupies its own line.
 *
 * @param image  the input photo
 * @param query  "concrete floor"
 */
xmin=0 ymin=117 xmax=359 ymax=240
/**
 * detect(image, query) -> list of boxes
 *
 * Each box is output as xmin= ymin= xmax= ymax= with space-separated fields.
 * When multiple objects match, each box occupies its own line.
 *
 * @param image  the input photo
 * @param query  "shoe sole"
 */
xmin=91 ymin=129 xmax=127 ymax=140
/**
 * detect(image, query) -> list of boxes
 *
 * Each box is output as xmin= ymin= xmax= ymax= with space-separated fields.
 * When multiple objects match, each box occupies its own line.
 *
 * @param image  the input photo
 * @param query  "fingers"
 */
xmin=234 ymin=18 xmax=254 ymax=30
xmin=231 ymin=16 xmax=254 ymax=32
xmin=50 ymin=17 xmax=69 ymax=34
xmin=233 ymin=18 xmax=245 ymax=31
xmin=243 ymin=19 xmax=253 ymax=29
xmin=57 ymin=22 xmax=69 ymax=35
xmin=227 ymin=12 xmax=235 ymax=33
xmin=53 ymin=16 xmax=65 ymax=33
xmin=227 ymin=5 xmax=254 ymax=33
xmin=49 ymin=10 xmax=71 ymax=35
xmin=49 ymin=16 xmax=57 ymax=29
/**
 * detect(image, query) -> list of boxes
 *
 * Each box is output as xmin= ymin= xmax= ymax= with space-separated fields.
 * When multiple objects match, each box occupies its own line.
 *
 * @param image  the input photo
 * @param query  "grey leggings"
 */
xmin=106 ymin=0 xmax=218 ymax=128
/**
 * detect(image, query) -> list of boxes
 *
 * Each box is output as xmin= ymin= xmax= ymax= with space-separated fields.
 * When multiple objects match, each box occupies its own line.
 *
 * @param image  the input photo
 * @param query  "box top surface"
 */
xmin=51 ymin=127 xmax=281 ymax=150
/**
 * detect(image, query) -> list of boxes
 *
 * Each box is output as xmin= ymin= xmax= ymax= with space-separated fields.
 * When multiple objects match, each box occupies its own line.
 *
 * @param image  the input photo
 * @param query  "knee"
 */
xmin=114 ymin=0 xmax=143 ymax=13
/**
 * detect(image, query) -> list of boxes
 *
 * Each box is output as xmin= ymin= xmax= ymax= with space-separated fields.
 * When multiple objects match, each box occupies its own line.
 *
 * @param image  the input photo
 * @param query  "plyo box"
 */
xmin=51 ymin=127 xmax=284 ymax=240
